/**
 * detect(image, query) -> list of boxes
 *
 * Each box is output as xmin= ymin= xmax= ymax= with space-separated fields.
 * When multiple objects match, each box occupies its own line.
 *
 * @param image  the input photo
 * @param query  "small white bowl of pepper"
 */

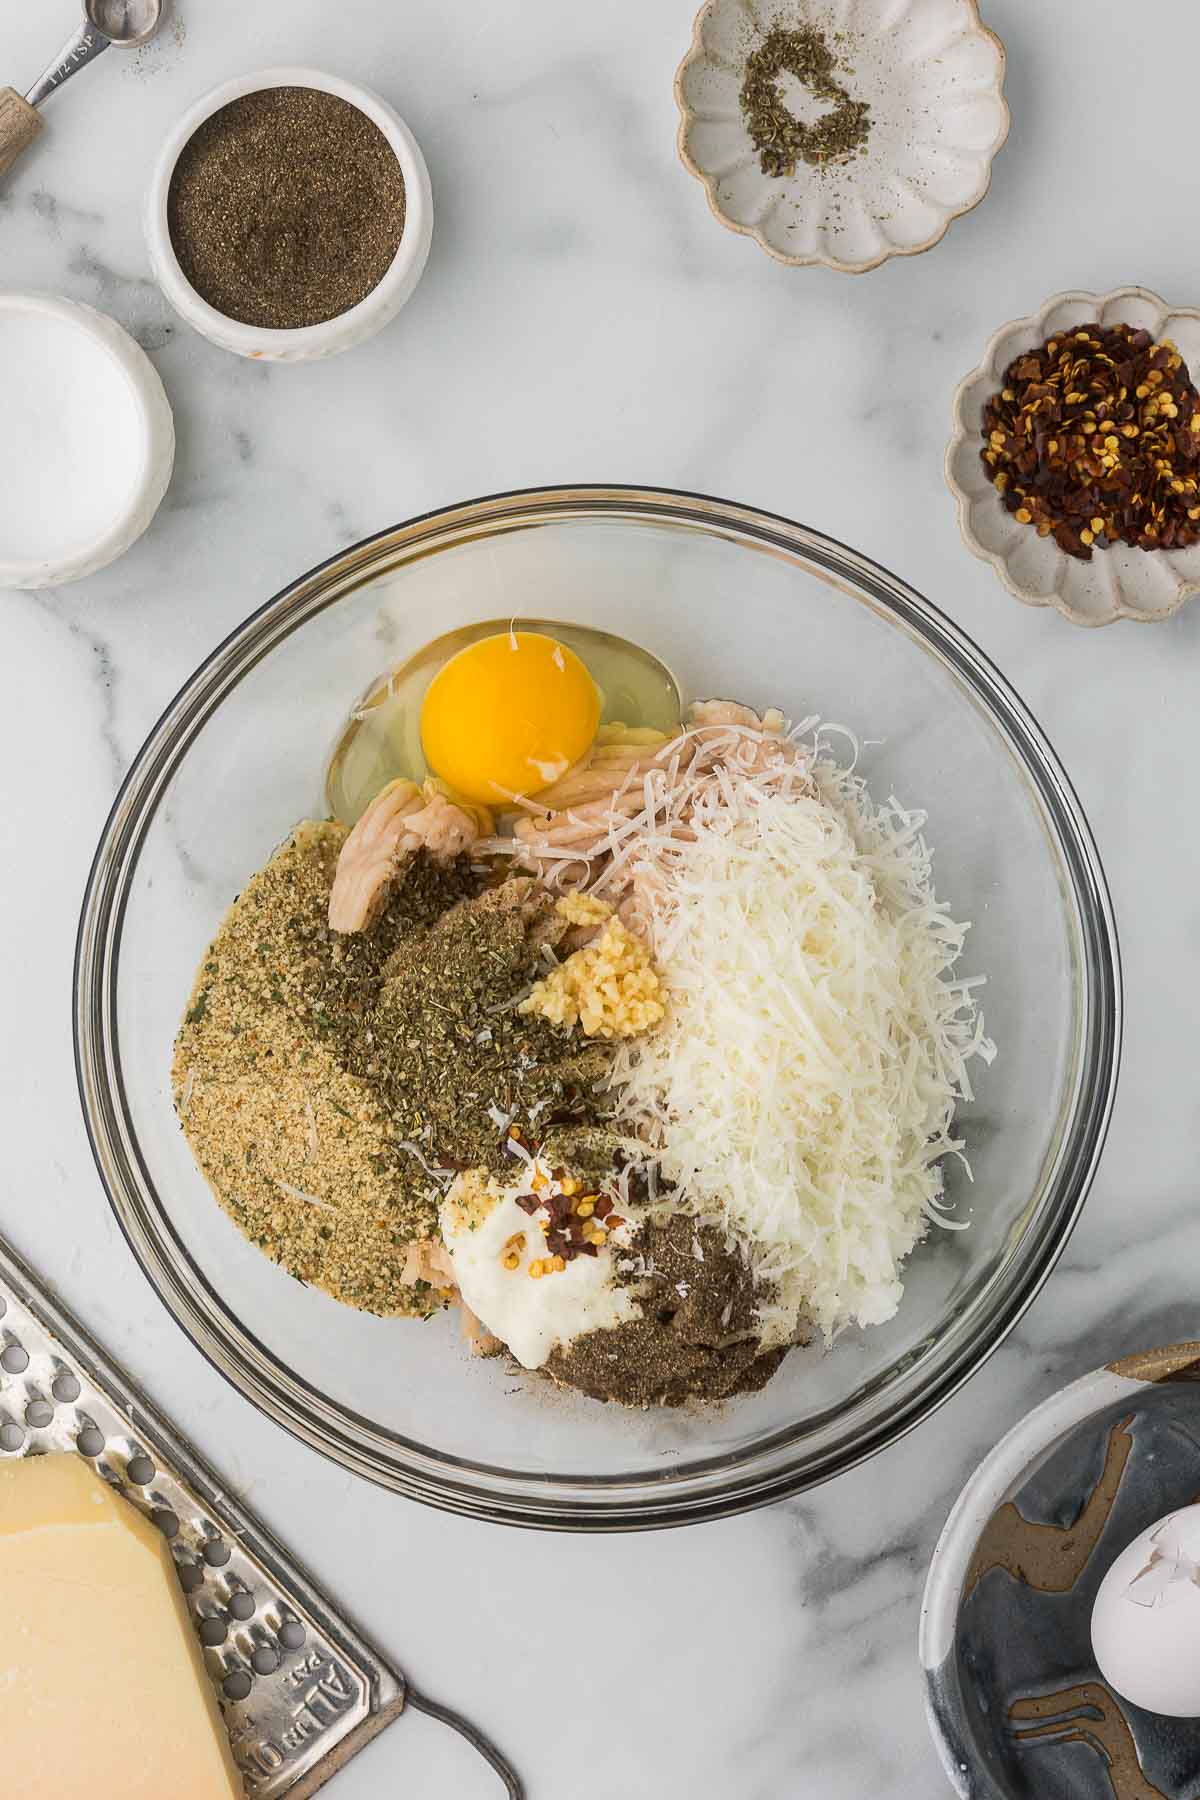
xmin=948 ymin=287 xmax=1200 ymax=627
xmin=146 ymin=67 xmax=432 ymax=363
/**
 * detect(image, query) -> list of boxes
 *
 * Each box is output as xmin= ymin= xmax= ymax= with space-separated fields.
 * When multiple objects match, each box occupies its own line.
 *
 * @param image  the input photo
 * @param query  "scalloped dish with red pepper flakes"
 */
xmin=980 ymin=324 xmax=1200 ymax=559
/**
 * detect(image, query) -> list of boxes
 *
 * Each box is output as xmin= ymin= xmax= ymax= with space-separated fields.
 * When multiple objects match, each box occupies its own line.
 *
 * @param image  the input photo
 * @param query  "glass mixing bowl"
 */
xmin=75 ymin=487 xmax=1121 ymax=1529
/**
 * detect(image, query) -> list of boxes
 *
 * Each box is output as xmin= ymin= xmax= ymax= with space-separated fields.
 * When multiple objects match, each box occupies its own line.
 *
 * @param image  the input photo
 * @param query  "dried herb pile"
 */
xmin=347 ymin=878 xmax=618 ymax=1177
xmin=981 ymin=325 xmax=1200 ymax=560
xmin=740 ymin=25 xmax=870 ymax=177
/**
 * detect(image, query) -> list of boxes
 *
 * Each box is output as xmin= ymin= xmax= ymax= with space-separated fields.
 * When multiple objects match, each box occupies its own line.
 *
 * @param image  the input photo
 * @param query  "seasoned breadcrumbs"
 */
xmin=172 ymin=822 xmax=472 ymax=1317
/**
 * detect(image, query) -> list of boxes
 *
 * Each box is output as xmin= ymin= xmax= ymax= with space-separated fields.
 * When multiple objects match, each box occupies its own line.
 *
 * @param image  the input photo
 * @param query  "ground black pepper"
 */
xmin=545 ymin=1215 xmax=788 ymax=1407
xmin=167 ymin=86 xmax=407 ymax=330
xmin=740 ymin=25 xmax=870 ymax=177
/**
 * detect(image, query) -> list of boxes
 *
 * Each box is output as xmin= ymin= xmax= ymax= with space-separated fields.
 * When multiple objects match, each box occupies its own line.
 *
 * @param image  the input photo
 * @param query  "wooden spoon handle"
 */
xmin=0 ymin=88 xmax=43 ymax=180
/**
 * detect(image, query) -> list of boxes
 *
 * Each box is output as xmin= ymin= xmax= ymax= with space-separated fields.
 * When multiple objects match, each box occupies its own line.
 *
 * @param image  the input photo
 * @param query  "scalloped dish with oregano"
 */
xmin=172 ymin=623 xmax=993 ymax=1408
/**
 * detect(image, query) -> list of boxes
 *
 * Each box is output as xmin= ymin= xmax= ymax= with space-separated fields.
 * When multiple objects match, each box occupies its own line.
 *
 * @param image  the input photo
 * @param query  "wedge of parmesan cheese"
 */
xmin=0 ymin=1455 xmax=243 ymax=1799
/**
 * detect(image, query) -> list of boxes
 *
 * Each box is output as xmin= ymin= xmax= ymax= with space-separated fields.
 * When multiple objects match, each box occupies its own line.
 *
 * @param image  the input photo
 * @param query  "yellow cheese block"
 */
xmin=0 ymin=1454 xmax=244 ymax=1798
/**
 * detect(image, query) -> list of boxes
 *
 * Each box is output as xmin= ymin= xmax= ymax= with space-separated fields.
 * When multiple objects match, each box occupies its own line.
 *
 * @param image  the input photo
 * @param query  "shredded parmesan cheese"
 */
xmin=275 ymin=1180 xmax=340 ymax=1214
xmin=605 ymin=732 xmax=994 ymax=1344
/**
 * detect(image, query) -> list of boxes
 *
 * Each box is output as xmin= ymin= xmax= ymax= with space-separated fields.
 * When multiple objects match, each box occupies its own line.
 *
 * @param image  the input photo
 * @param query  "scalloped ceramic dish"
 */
xmin=948 ymin=288 xmax=1200 ymax=627
xmin=674 ymin=0 xmax=1008 ymax=272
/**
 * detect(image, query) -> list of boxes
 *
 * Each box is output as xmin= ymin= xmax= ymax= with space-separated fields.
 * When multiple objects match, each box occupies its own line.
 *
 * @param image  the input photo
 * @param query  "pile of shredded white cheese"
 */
xmin=605 ymin=728 xmax=994 ymax=1345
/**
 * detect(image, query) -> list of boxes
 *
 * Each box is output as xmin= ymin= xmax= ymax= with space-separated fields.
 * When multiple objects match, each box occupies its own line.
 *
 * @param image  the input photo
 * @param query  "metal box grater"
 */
xmin=0 ymin=1231 xmax=520 ymax=1797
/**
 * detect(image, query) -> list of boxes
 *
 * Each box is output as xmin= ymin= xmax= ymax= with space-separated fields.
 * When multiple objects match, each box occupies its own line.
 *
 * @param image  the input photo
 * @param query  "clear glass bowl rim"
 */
xmin=74 ymin=484 xmax=1123 ymax=1531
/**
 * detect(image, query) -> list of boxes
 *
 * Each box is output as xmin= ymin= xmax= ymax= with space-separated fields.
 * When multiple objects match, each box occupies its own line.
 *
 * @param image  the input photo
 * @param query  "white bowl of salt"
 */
xmin=0 ymin=292 xmax=174 ymax=591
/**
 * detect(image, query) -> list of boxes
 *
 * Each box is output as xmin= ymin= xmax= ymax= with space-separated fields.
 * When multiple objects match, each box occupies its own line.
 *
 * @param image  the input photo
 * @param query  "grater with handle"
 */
xmin=0 ymin=1229 xmax=522 ymax=1798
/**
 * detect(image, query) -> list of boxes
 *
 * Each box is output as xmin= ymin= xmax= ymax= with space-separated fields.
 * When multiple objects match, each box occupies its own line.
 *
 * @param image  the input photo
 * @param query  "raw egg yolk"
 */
xmin=420 ymin=631 xmax=601 ymax=805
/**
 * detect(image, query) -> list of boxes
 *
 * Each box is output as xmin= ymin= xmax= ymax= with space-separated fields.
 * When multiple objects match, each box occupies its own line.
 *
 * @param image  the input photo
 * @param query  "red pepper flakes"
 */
xmin=980 ymin=324 xmax=1200 ymax=560
xmin=514 ymin=1177 xmax=618 ymax=1264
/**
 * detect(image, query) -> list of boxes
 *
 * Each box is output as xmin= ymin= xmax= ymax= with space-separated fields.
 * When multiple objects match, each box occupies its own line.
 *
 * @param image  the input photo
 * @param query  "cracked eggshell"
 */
xmin=675 ymin=0 xmax=1008 ymax=273
xmin=1091 ymin=1505 xmax=1200 ymax=1719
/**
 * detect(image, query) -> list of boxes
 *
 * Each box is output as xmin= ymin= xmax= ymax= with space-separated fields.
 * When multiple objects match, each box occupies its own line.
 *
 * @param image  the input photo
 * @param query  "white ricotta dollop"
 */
xmin=439 ymin=1174 xmax=639 ymax=1370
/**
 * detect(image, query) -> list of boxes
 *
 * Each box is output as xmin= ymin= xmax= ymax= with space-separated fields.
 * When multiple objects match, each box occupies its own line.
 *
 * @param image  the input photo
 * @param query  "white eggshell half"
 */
xmin=1091 ymin=1505 xmax=1200 ymax=1718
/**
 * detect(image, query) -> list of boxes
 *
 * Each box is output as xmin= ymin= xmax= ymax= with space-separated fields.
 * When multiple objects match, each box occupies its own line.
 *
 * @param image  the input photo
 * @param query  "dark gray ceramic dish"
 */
xmin=922 ymin=1344 xmax=1200 ymax=1798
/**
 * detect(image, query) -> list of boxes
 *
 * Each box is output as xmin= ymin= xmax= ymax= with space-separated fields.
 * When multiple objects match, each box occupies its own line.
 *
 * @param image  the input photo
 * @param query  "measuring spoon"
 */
xmin=0 ymin=0 xmax=163 ymax=180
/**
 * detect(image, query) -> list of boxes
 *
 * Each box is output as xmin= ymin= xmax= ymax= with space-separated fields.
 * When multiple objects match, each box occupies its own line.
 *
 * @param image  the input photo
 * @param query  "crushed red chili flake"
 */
xmin=513 ymin=1181 xmax=610 ymax=1262
xmin=980 ymin=324 xmax=1200 ymax=560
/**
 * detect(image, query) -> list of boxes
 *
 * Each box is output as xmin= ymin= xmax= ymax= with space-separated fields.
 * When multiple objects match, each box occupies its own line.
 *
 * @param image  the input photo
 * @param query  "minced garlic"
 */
xmin=520 ymin=901 xmax=664 ymax=1039
xmin=555 ymin=891 xmax=612 ymax=927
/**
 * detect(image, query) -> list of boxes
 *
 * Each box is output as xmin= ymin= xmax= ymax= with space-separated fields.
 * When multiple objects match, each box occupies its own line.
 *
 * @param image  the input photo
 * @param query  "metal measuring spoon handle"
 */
xmin=0 ymin=20 xmax=110 ymax=179
xmin=26 ymin=17 xmax=113 ymax=109
xmin=1 ymin=0 xmax=161 ymax=181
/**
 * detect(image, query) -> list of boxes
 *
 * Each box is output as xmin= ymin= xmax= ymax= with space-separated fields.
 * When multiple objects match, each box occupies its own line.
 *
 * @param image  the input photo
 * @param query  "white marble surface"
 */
xmin=2 ymin=2 xmax=1198 ymax=1794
